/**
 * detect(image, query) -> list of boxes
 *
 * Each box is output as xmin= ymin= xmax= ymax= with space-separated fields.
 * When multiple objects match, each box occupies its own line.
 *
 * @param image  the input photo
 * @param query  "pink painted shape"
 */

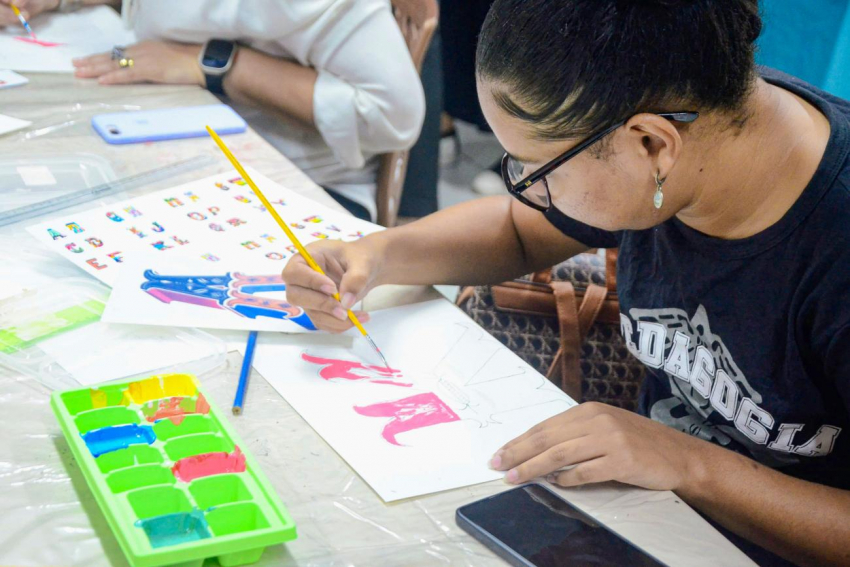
xmin=14 ymin=36 xmax=63 ymax=47
xmin=171 ymin=446 xmax=246 ymax=482
xmin=354 ymin=392 xmax=461 ymax=446
xmin=301 ymin=353 xmax=410 ymax=386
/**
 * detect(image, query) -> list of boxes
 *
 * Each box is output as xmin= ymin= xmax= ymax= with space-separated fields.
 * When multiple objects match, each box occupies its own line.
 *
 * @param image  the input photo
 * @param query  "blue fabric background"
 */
xmin=758 ymin=0 xmax=850 ymax=98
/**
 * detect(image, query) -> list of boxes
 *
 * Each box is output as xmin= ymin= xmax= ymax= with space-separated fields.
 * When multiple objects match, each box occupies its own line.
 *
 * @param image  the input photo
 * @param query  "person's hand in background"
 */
xmin=0 ymin=0 xmax=59 ymax=27
xmin=73 ymin=41 xmax=205 ymax=86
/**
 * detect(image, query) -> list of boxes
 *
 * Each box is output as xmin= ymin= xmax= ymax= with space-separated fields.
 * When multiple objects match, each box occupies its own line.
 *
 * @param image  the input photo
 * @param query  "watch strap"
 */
xmin=205 ymin=72 xmax=226 ymax=96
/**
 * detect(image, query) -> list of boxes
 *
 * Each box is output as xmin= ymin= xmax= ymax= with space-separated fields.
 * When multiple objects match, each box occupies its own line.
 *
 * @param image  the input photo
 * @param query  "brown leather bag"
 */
xmin=457 ymin=250 xmax=645 ymax=409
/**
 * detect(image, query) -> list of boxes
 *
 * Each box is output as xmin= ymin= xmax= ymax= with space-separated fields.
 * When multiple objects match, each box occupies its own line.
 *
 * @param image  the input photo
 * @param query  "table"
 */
xmin=0 ymin=74 xmax=756 ymax=566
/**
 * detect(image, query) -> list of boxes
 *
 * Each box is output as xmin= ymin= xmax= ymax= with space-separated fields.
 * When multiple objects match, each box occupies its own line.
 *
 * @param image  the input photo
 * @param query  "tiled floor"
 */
xmin=438 ymin=120 xmax=504 ymax=209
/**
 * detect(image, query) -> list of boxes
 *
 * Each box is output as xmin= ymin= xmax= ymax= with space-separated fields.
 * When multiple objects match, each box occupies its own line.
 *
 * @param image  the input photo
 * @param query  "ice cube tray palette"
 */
xmin=51 ymin=373 xmax=296 ymax=567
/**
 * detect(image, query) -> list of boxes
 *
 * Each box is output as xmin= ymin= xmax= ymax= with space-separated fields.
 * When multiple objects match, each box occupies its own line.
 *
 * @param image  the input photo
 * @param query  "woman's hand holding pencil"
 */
xmin=282 ymin=239 xmax=378 ymax=334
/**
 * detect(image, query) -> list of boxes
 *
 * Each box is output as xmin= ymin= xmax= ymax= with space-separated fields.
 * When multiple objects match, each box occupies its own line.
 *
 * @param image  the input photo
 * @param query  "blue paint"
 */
xmin=81 ymin=424 xmax=156 ymax=457
xmin=135 ymin=509 xmax=211 ymax=548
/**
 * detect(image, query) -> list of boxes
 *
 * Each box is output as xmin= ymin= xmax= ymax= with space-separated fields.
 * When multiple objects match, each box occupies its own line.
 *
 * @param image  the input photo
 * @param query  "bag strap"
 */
xmin=578 ymin=284 xmax=607 ymax=337
xmin=547 ymin=281 xmax=582 ymax=400
xmin=547 ymin=281 xmax=608 ymax=401
xmin=531 ymin=268 xmax=553 ymax=284
xmin=605 ymin=248 xmax=618 ymax=293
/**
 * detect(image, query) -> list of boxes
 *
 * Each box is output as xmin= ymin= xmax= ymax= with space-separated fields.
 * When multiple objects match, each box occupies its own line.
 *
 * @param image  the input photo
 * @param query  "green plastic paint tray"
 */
xmin=51 ymin=373 xmax=297 ymax=567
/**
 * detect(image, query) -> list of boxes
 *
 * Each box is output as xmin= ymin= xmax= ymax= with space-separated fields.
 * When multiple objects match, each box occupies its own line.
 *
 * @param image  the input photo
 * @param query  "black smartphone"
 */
xmin=456 ymin=483 xmax=668 ymax=567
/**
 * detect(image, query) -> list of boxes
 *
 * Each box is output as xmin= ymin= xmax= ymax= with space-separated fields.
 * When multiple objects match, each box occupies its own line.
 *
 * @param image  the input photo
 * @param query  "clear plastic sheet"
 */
xmin=0 ymin=350 xmax=756 ymax=567
xmin=10 ymin=102 xmax=142 ymax=142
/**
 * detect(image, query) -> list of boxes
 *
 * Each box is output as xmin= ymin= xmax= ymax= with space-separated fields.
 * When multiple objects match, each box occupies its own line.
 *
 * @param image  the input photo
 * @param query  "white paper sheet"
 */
xmin=102 ymin=253 xmax=318 ymax=333
xmin=27 ymin=168 xmax=383 ymax=287
xmin=0 ymin=69 xmax=28 ymax=88
xmin=247 ymin=300 xmax=577 ymax=502
xmin=0 ymin=113 xmax=32 ymax=136
xmin=0 ymin=6 xmax=135 ymax=73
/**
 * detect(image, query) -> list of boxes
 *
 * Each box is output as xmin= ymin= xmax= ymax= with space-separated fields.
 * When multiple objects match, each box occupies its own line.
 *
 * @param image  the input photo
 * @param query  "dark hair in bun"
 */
xmin=476 ymin=0 xmax=762 ymax=140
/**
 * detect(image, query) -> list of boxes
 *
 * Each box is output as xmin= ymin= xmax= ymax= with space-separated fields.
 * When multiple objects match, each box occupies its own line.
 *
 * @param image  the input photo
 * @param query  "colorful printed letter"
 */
xmin=164 ymin=197 xmax=184 ymax=208
xmin=65 ymin=242 xmax=83 ymax=253
xmin=48 ymin=228 xmax=65 ymax=240
xmin=106 ymin=212 xmax=124 ymax=222
xmin=86 ymin=258 xmax=107 ymax=270
xmin=124 ymin=206 xmax=143 ymax=217
xmin=85 ymin=238 xmax=103 ymax=248
xmin=66 ymin=222 xmax=84 ymax=234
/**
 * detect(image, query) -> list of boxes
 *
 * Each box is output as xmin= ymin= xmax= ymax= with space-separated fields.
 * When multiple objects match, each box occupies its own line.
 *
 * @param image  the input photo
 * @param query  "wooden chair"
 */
xmin=375 ymin=0 xmax=439 ymax=227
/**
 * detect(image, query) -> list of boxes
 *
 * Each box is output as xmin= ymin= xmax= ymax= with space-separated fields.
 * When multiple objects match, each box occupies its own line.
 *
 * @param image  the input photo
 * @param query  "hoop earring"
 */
xmin=653 ymin=171 xmax=666 ymax=209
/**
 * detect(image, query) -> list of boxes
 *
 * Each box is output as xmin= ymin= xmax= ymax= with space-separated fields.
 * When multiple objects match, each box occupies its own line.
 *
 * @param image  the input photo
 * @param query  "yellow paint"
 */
xmin=122 ymin=374 xmax=197 ymax=404
xmin=90 ymin=389 xmax=108 ymax=409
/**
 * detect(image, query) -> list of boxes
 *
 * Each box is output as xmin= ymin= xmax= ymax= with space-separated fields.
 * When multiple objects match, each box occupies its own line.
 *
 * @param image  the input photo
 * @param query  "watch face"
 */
xmin=202 ymin=39 xmax=235 ymax=69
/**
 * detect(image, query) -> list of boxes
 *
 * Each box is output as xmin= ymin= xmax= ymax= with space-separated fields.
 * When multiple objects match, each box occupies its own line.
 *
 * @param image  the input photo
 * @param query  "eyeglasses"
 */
xmin=501 ymin=111 xmax=700 ymax=212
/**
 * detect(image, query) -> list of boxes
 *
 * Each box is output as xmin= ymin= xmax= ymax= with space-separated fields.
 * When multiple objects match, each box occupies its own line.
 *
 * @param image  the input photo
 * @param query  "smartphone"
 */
xmin=91 ymin=104 xmax=247 ymax=144
xmin=456 ymin=484 xmax=667 ymax=567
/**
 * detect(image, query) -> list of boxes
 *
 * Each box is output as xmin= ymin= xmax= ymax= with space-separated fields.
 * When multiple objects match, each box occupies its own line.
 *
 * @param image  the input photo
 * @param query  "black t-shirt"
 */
xmin=544 ymin=67 xmax=850 ymax=565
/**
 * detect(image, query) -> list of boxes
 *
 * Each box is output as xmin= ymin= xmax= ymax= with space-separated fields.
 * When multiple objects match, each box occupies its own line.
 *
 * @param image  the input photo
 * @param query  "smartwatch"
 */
xmin=199 ymin=39 xmax=237 ymax=95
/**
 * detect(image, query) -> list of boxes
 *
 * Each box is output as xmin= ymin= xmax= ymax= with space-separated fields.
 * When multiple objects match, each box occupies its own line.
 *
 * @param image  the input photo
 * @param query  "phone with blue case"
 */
xmin=92 ymin=104 xmax=247 ymax=145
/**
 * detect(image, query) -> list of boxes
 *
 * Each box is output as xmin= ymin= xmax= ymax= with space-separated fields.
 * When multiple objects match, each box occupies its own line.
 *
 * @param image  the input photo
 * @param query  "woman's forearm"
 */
xmin=681 ymin=441 xmax=850 ymax=566
xmin=368 ymin=196 xmax=589 ymax=287
xmin=223 ymin=47 xmax=317 ymax=127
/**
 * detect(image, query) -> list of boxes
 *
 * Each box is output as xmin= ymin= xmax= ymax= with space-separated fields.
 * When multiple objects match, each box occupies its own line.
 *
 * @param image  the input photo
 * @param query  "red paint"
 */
xmin=171 ymin=446 xmax=245 ymax=482
xmin=13 ymin=36 xmax=64 ymax=47
xmin=354 ymin=392 xmax=461 ymax=446
xmin=301 ymin=353 xmax=410 ymax=387
xmin=144 ymin=393 xmax=211 ymax=425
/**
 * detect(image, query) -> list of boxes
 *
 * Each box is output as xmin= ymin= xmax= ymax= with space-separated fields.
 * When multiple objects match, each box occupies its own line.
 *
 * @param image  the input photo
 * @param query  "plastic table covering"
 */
xmin=0 ymin=73 xmax=756 ymax=567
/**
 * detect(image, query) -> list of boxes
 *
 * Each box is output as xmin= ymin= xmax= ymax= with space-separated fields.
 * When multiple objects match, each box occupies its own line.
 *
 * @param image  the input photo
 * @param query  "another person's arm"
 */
xmin=73 ymin=1 xmax=424 ymax=165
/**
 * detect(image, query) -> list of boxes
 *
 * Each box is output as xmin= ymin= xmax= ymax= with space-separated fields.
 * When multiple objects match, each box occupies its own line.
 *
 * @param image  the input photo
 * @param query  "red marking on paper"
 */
xmin=14 ymin=36 xmax=64 ymax=47
xmin=171 ymin=446 xmax=246 ymax=482
xmin=354 ymin=392 xmax=461 ymax=446
xmin=301 ymin=353 xmax=411 ymax=387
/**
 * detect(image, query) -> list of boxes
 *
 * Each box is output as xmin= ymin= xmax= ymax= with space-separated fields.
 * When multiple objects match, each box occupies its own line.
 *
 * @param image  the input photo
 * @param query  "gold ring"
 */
xmin=118 ymin=57 xmax=134 ymax=68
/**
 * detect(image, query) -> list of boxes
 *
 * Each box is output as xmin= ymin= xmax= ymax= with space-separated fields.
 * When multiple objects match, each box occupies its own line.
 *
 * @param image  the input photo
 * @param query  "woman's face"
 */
xmin=478 ymin=82 xmax=683 ymax=231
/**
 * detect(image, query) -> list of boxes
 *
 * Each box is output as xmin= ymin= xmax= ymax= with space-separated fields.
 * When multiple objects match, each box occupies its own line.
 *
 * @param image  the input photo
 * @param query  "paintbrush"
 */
xmin=10 ymin=4 xmax=35 ymax=39
xmin=205 ymin=125 xmax=391 ymax=369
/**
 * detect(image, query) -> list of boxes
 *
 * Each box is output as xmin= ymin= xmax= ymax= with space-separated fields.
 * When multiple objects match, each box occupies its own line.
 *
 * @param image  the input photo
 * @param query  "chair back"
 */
xmin=376 ymin=0 xmax=439 ymax=227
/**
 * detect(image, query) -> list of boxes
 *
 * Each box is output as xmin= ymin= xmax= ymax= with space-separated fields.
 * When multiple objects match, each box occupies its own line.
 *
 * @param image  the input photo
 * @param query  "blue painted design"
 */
xmin=81 ymin=424 xmax=156 ymax=457
xmin=135 ymin=509 xmax=211 ymax=548
xmin=141 ymin=270 xmax=316 ymax=330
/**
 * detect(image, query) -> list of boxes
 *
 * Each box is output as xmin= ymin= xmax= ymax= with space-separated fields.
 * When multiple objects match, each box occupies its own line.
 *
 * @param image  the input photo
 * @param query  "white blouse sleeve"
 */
xmin=131 ymin=0 xmax=426 ymax=170
xmin=298 ymin=1 xmax=426 ymax=169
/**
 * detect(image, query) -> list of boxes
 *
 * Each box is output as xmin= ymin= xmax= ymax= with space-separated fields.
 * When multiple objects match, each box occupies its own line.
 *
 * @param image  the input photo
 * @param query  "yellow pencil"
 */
xmin=205 ymin=125 xmax=391 ymax=368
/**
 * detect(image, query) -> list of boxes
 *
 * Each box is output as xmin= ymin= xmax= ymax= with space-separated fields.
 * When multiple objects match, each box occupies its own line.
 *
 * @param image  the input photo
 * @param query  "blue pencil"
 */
xmin=232 ymin=331 xmax=258 ymax=415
